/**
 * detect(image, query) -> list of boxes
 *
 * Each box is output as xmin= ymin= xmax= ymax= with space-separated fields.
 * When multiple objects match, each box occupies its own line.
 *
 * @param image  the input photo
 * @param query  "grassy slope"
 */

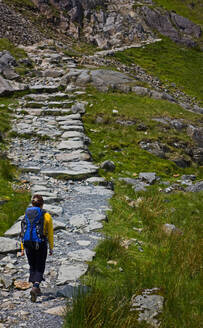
xmin=153 ymin=0 xmax=203 ymax=26
xmin=0 ymin=40 xmax=30 ymax=235
xmin=64 ymin=89 xmax=202 ymax=328
xmin=114 ymin=38 xmax=203 ymax=105
xmin=0 ymin=98 xmax=30 ymax=235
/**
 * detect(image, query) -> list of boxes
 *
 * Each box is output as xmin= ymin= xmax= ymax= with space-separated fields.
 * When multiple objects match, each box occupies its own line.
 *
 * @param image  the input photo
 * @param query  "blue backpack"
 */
xmin=21 ymin=207 xmax=45 ymax=249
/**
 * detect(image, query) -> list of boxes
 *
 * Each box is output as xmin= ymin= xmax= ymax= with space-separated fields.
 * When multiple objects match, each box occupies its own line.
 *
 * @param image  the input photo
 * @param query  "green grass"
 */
xmin=0 ymin=160 xmax=30 ymax=235
xmin=153 ymin=0 xmax=203 ymax=26
xmin=64 ymin=87 xmax=202 ymax=328
xmin=114 ymin=38 xmax=203 ymax=104
xmin=0 ymin=96 xmax=30 ymax=235
xmin=81 ymin=88 xmax=202 ymax=178
xmin=0 ymin=38 xmax=27 ymax=60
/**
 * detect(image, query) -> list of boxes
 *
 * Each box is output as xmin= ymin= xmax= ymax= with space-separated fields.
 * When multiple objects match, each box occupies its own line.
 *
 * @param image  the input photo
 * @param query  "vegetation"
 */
xmin=0 ymin=38 xmax=27 ymax=60
xmin=0 ymin=97 xmax=30 ymax=235
xmin=64 ymin=87 xmax=202 ymax=328
xmin=4 ymin=0 xmax=36 ymax=9
xmin=114 ymin=38 xmax=203 ymax=105
xmin=80 ymin=88 xmax=202 ymax=178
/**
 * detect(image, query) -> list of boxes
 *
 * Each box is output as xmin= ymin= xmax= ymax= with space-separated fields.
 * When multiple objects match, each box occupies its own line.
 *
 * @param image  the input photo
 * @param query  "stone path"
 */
xmin=0 ymin=43 xmax=114 ymax=328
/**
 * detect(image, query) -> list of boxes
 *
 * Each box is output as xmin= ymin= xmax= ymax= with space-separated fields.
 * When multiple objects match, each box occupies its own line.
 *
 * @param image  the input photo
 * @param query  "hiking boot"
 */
xmin=30 ymin=287 xmax=41 ymax=302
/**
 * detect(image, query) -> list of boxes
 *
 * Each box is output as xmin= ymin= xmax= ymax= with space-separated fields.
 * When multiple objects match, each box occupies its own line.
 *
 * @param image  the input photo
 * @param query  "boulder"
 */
xmin=140 ymin=6 xmax=201 ymax=47
xmin=101 ymin=160 xmax=115 ymax=172
xmin=0 ymin=75 xmax=13 ymax=95
xmin=0 ymin=237 xmax=20 ymax=253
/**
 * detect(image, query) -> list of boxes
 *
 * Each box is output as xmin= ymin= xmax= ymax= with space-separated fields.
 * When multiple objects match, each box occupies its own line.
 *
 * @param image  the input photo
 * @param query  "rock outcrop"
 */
xmin=30 ymin=0 xmax=201 ymax=48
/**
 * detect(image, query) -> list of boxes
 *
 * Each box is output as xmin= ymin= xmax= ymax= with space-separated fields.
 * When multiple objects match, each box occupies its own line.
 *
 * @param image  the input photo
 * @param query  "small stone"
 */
xmin=162 ymin=224 xmax=182 ymax=235
xmin=44 ymin=306 xmax=66 ymax=316
xmin=14 ymin=281 xmax=32 ymax=290
xmin=107 ymin=260 xmax=117 ymax=265
xmin=100 ymin=160 xmax=115 ymax=172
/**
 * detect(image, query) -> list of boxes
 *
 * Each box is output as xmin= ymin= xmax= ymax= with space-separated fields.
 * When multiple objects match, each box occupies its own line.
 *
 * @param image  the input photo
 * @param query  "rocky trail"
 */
xmin=0 ymin=37 xmax=202 ymax=328
xmin=0 ymin=42 xmax=114 ymax=328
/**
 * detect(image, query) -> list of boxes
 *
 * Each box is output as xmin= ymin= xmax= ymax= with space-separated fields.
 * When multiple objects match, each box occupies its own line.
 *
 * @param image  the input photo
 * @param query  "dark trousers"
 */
xmin=25 ymin=242 xmax=47 ymax=283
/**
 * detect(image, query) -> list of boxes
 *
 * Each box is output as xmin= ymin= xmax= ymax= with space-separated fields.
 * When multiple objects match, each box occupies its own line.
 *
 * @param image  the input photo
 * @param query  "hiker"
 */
xmin=21 ymin=194 xmax=54 ymax=302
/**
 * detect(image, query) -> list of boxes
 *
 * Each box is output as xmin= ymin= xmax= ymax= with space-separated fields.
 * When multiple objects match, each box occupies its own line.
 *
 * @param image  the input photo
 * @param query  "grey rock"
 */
xmin=0 ymin=237 xmax=20 ymax=253
xmin=56 ymin=284 xmax=90 ymax=298
xmin=43 ymin=205 xmax=63 ymax=216
xmin=187 ymin=125 xmax=203 ymax=147
xmin=57 ymin=140 xmax=84 ymax=150
xmin=181 ymin=175 xmax=196 ymax=181
xmin=131 ymin=292 xmax=164 ymax=327
xmin=57 ymin=263 xmax=88 ymax=285
xmin=69 ymin=215 xmax=87 ymax=228
xmin=101 ymin=160 xmax=115 ymax=172
xmin=119 ymin=178 xmax=149 ymax=192
xmin=0 ymin=75 xmax=13 ymax=95
xmin=162 ymin=223 xmax=182 ymax=235
xmin=141 ymin=6 xmax=201 ymax=47
xmin=91 ymin=69 xmax=133 ymax=91
xmin=42 ymin=69 xmax=64 ymax=78
xmin=71 ymin=102 xmax=86 ymax=114
xmin=186 ymin=181 xmax=203 ymax=192
xmin=67 ymin=249 xmax=95 ymax=262
xmin=139 ymin=172 xmax=157 ymax=184
xmin=131 ymin=86 xmax=149 ymax=96
xmin=4 ymin=221 xmax=21 ymax=237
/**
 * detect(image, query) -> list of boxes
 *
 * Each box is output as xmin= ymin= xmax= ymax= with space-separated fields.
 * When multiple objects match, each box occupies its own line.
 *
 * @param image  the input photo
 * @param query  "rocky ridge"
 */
xmin=30 ymin=0 xmax=202 ymax=48
xmin=0 ymin=0 xmax=201 ymax=49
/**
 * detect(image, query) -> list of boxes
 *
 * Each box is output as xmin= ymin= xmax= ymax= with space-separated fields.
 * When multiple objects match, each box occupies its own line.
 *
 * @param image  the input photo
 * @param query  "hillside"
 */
xmin=0 ymin=1 xmax=202 ymax=328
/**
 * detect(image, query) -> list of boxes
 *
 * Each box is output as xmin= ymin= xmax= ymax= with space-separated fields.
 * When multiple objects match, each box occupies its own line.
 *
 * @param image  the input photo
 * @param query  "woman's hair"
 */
xmin=32 ymin=194 xmax=44 ymax=207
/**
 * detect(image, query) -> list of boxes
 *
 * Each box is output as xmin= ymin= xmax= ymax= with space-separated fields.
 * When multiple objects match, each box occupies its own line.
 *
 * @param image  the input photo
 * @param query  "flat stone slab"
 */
xmin=41 ymin=163 xmax=98 ymax=177
xmin=43 ymin=205 xmax=63 ymax=216
xmin=84 ymin=221 xmax=103 ymax=231
xmin=0 ymin=237 xmax=20 ymax=253
xmin=4 ymin=221 xmax=21 ymax=237
xmin=56 ymin=263 xmax=88 ymax=285
xmin=53 ymin=219 xmax=66 ymax=231
xmin=76 ymin=240 xmax=91 ymax=246
xmin=56 ymin=151 xmax=90 ymax=162
xmin=56 ymin=114 xmax=81 ymax=121
xmin=57 ymin=140 xmax=84 ymax=150
xmin=61 ymin=131 xmax=84 ymax=139
xmin=68 ymin=249 xmax=96 ymax=262
xmin=69 ymin=215 xmax=87 ymax=228
xmin=60 ymin=125 xmax=84 ymax=131
xmin=44 ymin=306 xmax=66 ymax=316
xmin=20 ymin=166 xmax=41 ymax=173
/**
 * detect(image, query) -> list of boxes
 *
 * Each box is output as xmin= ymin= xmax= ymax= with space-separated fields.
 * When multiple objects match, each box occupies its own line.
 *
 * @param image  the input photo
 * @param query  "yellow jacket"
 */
xmin=21 ymin=212 xmax=54 ymax=250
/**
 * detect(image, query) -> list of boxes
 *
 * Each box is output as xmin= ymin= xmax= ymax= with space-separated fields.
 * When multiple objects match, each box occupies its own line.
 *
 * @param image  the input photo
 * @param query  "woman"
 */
xmin=21 ymin=194 xmax=54 ymax=302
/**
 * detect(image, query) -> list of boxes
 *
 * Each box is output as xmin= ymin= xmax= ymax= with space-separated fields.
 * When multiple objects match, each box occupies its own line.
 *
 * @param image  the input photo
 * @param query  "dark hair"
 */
xmin=32 ymin=194 xmax=44 ymax=207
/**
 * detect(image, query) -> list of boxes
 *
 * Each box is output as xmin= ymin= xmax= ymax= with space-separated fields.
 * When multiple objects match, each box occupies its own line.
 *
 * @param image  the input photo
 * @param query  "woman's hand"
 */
xmin=49 ymin=249 xmax=53 ymax=256
xmin=21 ymin=250 xmax=24 ymax=256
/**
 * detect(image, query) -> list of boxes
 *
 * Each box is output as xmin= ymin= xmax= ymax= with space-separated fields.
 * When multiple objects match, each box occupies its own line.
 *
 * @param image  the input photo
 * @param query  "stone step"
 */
xmin=56 ymin=151 xmax=91 ymax=162
xmin=29 ymin=84 xmax=61 ymax=93
xmin=41 ymin=163 xmax=98 ymax=178
xmin=24 ymin=92 xmax=74 ymax=102
xmin=24 ymin=101 xmax=74 ymax=109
